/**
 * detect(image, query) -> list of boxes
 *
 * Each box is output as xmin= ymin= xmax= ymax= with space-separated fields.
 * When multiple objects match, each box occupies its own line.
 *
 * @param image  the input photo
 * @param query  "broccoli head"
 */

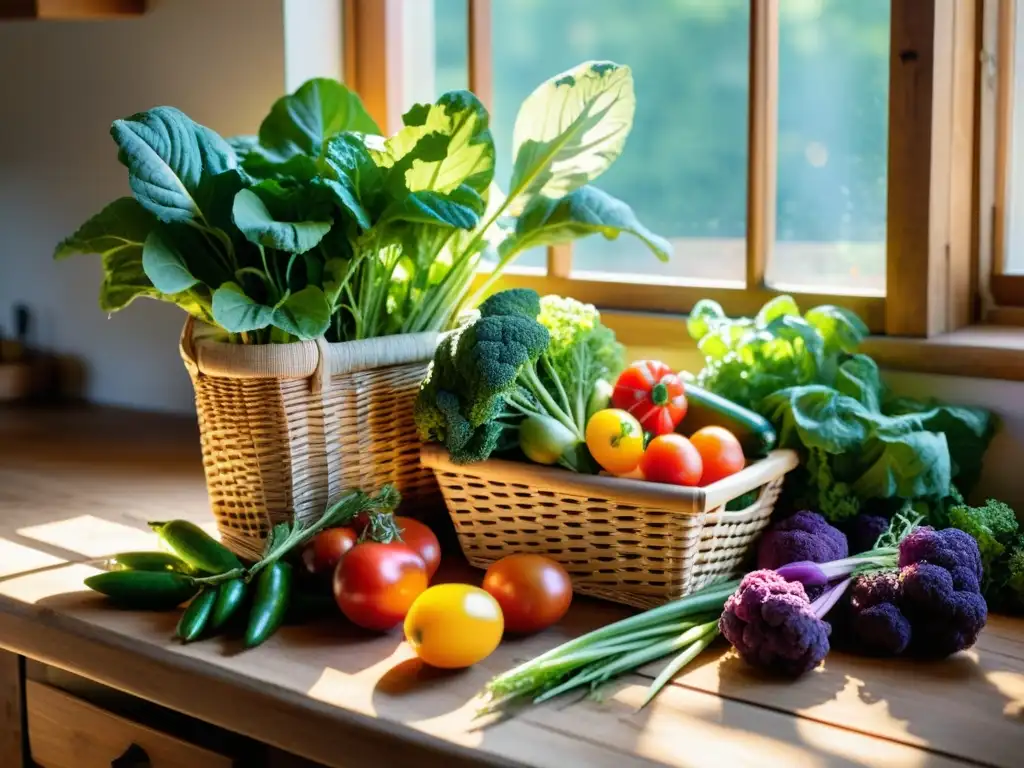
xmin=415 ymin=290 xmax=550 ymax=463
xmin=757 ymin=511 xmax=849 ymax=571
xmin=719 ymin=570 xmax=831 ymax=676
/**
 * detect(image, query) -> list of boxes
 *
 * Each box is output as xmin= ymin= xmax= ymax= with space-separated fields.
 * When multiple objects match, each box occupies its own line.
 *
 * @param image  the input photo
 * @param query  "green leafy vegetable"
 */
xmin=691 ymin=296 xmax=995 ymax=522
xmin=57 ymin=65 xmax=670 ymax=345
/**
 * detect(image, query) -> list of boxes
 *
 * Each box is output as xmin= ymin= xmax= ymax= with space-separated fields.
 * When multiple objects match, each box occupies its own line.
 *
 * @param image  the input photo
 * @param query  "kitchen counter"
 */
xmin=0 ymin=406 xmax=1022 ymax=767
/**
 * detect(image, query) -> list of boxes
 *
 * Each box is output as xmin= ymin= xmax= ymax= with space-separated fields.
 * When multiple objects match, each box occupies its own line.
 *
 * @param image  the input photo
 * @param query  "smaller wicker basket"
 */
xmin=422 ymin=445 xmax=799 ymax=610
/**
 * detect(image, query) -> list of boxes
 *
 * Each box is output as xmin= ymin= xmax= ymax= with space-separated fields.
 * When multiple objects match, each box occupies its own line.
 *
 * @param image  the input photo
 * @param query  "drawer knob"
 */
xmin=111 ymin=743 xmax=151 ymax=767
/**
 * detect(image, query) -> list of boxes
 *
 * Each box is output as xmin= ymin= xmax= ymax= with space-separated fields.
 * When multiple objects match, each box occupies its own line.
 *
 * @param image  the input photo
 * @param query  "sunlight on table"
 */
xmin=17 ymin=515 xmax=162 ymax=557
xmin=0 ymin=538 xmax=65 ymax=577
xmin=0 ymin=563 xmax=99 ymax=605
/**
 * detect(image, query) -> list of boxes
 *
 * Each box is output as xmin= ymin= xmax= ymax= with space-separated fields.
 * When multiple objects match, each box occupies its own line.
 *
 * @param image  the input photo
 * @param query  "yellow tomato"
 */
xmin=404 ymin=584 xmax=504 ymax=669
xmin=585 ymin=408 xmax=645 ymax=474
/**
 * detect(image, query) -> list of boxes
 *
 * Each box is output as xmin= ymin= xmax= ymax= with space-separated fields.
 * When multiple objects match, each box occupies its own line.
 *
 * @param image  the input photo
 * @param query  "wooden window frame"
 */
xmin=986 ymin=0 xmax=1024 ymax=308
xmin=343 ymin=0 xmax=979 ymax=340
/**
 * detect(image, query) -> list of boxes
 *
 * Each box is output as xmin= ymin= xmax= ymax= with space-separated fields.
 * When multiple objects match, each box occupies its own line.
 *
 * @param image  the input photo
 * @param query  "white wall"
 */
xmin=0 ymin=0 xmax=287 ymax=412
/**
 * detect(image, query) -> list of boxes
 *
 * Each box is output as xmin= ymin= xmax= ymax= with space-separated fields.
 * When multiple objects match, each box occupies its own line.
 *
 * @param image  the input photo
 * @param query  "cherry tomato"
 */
xmin=482 ymin=554 xmax=572 ymax=634
xmin=585 ymin=409 xmax=645 ymax=475
xmin=689 ymin=426 xmax=745 ymax=485
xmin=640 ymin=434 xmax=703 ymax=486
xmin=332 ymin=542 xmax=428 ymax=631
xmin=394 ymin=516 xmax=441 ymax=579
xmin=404 ymin=584 xmax=503 ymax=669
xmin=611 ymin=360 xmax=688 ymax=436
xmin=302 ymin=527 xmax=358 ymax=576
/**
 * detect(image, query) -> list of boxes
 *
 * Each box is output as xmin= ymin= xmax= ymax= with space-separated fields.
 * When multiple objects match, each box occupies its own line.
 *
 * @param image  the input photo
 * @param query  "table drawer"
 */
xmin=26 ymin=680 xmax=234 ymax=768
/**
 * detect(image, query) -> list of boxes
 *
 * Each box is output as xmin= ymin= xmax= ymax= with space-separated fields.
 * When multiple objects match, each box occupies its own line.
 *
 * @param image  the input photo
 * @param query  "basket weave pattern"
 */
xmin=183 ymin=322 xmax=439 ymax=561
xmin=422 ymin=446 xmax=797 ymax=610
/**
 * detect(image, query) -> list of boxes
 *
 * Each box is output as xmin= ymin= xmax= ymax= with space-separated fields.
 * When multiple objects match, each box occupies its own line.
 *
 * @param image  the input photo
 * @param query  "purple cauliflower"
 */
xmin=757 ymin=511 xmax=848 ymax=571
xmin=719 ymin=570 xmax=831 ymax=676
xmin=845 ymin=513 xmax=890 ymax=555
xmin=844 ymin=527 xmax=987 ymax=658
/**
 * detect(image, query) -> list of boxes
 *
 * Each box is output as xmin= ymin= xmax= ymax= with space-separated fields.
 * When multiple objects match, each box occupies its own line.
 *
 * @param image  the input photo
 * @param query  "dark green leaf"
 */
xmin=379 ymin=189 xmax=480 ymax=229
xmin=111 ymin=107 xmax=236 ymax=224
xmin=852 ymin=432 xmax=951 ymax=500
xmin=503 ymin=185 xmax=670 ymax=262
xmin=142 ymin=226 xmax=201 ymax=294
xmin=211 ymin=282 xmax=274 ymax=333
xmin=834 ymin=354 xmax=882 ymax=411
xmin=272 ymin=286 xmax=331 ymax=339
xmin=254 ymin=78 xmax=379 ymax=168
xmin=508 ymin=62 xmax=634 ymax=210
xmin=232 ymin=188 xmax=332 ymax=254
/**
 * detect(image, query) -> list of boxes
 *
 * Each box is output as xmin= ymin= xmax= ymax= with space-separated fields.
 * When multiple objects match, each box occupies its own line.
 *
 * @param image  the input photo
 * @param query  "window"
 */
xmin=345 ymin=1 xmax=980 ymax=341
xmin=988 ymin=0 xmax=1024 ymax=308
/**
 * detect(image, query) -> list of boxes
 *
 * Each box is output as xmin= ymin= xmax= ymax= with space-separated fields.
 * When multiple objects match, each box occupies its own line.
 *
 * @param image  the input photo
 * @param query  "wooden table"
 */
xmin=0 ymin=406 xmax=1022 ymax=768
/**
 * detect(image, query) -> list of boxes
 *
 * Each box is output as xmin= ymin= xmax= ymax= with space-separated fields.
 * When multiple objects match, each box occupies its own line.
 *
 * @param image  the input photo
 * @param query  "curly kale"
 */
xmin=943 ymin=495 xmax=1024 ymax=613
xmin=414 ymin=288 xmax=622 ymax=470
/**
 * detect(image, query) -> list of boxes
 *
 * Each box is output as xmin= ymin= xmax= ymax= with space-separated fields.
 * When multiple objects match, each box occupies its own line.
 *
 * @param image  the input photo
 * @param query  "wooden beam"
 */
xmin=993 ymin=0 xmax=1017 ymax=280
xmin=467 ymin=0 xmax=493 ymax=112
xmin=746 ymin=0 xmax=779 ymax=290
xmin=546 ymin=245 xmax=573 ymax=279
xmin=342 ymin=0 xmax=404 ymax=134
xmin=885 ymin=0 xmax=974 ymax=336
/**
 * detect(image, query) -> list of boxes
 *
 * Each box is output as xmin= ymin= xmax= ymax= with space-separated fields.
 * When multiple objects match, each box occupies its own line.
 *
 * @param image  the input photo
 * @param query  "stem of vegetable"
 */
xmin=638 ymin=624 xmax=720 ymax=710
xmin=519 ymin=365 xmax=580 ymax=437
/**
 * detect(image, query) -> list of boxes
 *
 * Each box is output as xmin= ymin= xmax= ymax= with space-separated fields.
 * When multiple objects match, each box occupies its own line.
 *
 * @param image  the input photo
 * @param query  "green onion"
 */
xmin=481 ymin=579 xmax=739 ymax=713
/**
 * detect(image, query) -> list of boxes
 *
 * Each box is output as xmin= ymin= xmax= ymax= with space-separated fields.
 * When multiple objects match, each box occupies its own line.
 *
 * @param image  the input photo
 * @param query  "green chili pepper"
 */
xmin=244 ymin=562 xmax=292 ymax=648
xmin=149 ymin=520 xmax=242 ymax=575
xmin=84 ymin=570 xmax=198 ymax=610
xmin=209 ymin=578 xmax=248 ymax=631
xmin=176 ymin=587 xmax=217 ymax=642
xmin=100 ymin=551 xmax=196 ymax=574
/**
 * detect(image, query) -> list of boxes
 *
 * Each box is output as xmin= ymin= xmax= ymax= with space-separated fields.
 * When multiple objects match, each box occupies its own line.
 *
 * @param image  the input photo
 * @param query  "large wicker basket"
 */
xmin=421 ymin=445 xmax=799 ymax=609
xmin=180 ymin=319 xmax=439 ymax=560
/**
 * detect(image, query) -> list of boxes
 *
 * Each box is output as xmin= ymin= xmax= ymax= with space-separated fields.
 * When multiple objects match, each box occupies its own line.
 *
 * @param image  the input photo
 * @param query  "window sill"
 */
xmin=603 ymin=311 xmax=1024 ymax=383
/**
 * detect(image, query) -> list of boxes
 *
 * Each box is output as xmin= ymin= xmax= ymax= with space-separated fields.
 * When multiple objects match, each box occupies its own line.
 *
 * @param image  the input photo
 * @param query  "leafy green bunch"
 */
xmin=688 ymin=296 xmax=995 ymax=522
xmin=414 ymin=288 xmax=623 ymax=471
xmin=56 ymin=62 xmax=671 ymax=344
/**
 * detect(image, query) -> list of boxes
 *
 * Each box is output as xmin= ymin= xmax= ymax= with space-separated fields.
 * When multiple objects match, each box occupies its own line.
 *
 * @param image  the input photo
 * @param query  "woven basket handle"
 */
xmin=311 ymin=336 xmax=330 ymax=394
xmin=179 ymin=316 xmax=199 ymax=377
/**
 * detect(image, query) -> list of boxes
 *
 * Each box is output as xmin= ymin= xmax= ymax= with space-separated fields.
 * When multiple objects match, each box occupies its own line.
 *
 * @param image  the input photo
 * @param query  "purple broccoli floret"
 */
xmin=845 ymin=513 xmax=890 ymax=555
xmin=899 ymin=527 xmax=983 ymax=587
xmin=757 ymin=511 xmax=849 ymax=571
xmin=900 ymin=563 xmax=987 ymax=657
xmin=846 ymin=572 xmax=911 ymax=655
xmin=719 ymin=570 xmax=831 ymax=676
xmin=843 ymin=527 xmax=987 ymax=658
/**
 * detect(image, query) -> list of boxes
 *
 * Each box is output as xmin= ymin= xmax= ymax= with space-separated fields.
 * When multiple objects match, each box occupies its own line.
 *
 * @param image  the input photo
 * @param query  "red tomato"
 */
xmin=394 ymin=516 xmax=442 ymax=579
xmin=482 ymin=554 xmax=572 ymax=634
xmin=302 ymin=527 xmax=358 ymax=576
xmin=689 ymin=426 xmax=745 ymax=486
xmin=611 ymin=361 xmax=688 ymax=436
xmin=332 ymin=542 xmax=428 ymax=631
xmin=640 ymin=434 xmax=703 ymax=486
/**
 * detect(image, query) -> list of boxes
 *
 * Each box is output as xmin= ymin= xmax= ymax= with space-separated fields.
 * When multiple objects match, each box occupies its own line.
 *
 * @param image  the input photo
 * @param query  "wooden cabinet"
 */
xmin=26 ymin=680 xmax=232 ymax=768
xmin=0 ymin=0 xmax=144 ymax=19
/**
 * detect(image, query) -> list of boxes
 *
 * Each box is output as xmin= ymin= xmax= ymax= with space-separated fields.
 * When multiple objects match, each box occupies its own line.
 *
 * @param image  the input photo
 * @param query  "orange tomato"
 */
xmin=482 ymin=554 xmax=572 ymax=634
xmin=689 ymin=426 xmax=745 ymax=485
xmin=639 ymin=434 xmax=703 ymax=486
xmin=585 ymin=409 xmax=645 ymax=474
xmin=404 ymin=584 xmax=504 ymax=668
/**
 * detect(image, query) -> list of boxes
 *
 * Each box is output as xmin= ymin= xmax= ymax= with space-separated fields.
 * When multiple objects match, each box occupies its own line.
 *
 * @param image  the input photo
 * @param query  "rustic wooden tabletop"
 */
xmin=0 ymin=405 xmax=1022 ymax=768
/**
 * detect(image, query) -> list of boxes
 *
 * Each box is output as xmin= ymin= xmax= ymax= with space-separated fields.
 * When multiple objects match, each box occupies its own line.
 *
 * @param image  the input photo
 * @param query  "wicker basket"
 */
xmin=421 ymin=445 xmax=799 ymax=609
xmin=180 ymin=318 xmax=440 ymax=560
